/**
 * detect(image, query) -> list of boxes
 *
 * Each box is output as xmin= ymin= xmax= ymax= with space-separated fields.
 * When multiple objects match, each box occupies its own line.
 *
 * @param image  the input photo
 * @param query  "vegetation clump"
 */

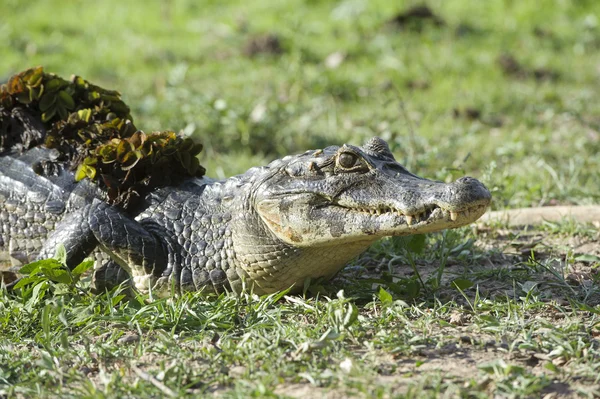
xmin=0 ymin=67 xmax=205 ymax=208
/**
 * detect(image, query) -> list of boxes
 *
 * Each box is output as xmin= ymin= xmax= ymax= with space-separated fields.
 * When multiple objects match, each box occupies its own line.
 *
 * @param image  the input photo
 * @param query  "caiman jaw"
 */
xmin=347 ymin=201 xmax=490 ymax=228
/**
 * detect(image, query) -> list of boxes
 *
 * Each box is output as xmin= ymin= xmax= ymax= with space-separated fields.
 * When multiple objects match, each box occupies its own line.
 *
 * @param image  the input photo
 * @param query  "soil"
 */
xmin=243 ymin=34 xmax=283 ymax=57
xmin=497 ymin=53 xmax=560 ymax=82
xmin=388 ymin=5 xmax=445 ymax=31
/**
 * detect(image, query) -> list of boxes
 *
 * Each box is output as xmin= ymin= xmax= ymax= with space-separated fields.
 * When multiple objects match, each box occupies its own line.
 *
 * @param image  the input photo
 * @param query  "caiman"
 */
xmin=0 ymin=136 xmax=491 ymax=295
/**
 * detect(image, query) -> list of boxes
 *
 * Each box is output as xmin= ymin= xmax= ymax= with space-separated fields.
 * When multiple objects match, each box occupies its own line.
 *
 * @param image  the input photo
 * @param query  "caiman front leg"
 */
xmin=31 ymin=200 xmax=174 ymax=294
xmin=85 ymin=200 xmax=175 ymax=294
xmin=36 ymin=207 xmax=98 ymax=267
xmin=91 ymin=260 xmax=132 ymax=294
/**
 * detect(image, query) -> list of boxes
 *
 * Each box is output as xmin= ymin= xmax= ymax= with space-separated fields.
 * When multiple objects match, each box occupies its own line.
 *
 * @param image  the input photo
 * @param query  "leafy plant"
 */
xmin=0 ymin=67 xmax=206 ymax=208
xmin=11 ymin=245 xmax=94 ymax=309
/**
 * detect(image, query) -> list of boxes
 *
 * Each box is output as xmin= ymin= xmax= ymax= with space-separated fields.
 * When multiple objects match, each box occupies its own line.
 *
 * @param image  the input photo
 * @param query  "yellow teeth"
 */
xmin=350 ymin=203 xmax=488 ymax=225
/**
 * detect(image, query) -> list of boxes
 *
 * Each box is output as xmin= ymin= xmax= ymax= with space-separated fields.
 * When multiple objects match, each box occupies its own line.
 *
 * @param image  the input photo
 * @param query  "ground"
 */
xmin=1 ymin=0 xmax=600 ymax=397
xmin=1 ymin=223 xmax=599 ymax=398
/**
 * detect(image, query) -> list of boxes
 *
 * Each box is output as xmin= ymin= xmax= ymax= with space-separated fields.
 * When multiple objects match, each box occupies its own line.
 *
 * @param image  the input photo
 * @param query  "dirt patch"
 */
xmin=388 ymin=5 xmax=445 ymax=31
xmin=243 ymin=34 xmax=283 ymax=57
xmin=497 ymin=53 xmax=559 ymax=81
xmin=405 ymin=79 xmax=431 ymax=91
xmin=453 ymin=107 xmax=482 ymax=121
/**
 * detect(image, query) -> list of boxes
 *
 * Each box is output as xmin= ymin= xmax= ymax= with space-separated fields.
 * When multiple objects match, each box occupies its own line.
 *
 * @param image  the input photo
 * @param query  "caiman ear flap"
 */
xmin=363 ymin=137 xmax=395 ymax=160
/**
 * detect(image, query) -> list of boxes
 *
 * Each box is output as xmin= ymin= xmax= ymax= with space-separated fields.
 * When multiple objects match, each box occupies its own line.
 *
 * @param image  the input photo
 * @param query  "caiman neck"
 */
xmin=227 ymin=197 xmax=375 ymax=294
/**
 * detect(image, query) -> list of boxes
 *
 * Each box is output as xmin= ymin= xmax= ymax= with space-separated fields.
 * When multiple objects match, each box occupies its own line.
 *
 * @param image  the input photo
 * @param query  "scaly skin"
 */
xmin=0 ymin=137 xmax=491 ymax=295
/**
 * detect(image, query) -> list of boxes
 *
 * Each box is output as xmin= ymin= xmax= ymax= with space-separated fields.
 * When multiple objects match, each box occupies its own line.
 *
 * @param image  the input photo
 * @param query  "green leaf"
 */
xmin=39 ymin=92 xmax=56 ymax=112
xmin=191 ymin=143 xmax=204 ymax=155
xmin=42 ymin=304 xmax=52 ymax=337
xmin=82 ymin=156 xmax=97 ymax=166
xmin=29 ymin=86 xmax=42 ymax=102
xmin=342 ymin=303 xmax=359 ymax=328
xmin=75 ymin=165 xmax=87 ymax=181
xmin=73 ymin=75 xmax=87 ymax=88
xmin=392 ymin=234 xmax=426 ymax=254
xmin=25 ymin=66 xmax=44 ymax=87
xmin=75 ymin=164 xmax=96 ymax=181
xmin=87 ymin=91 xmax=100 ymax=101
xmin=179 ymin=151 xmax=191 ymax=170
xmin=111 ymin=294 xmax=127 ymax=306
xmin=40 ymin=265 xmax=72 ymax=284
xmin=72 ymin=259 xmax=94 ymax=277
xmin=58 ymin=90 xmax=75 ymax=109
xmin=13 ymin=275 xmax=39 ymax=290
xmin=378 ymin=287 xmax=393 ymax=305
xmin=26 ymin=281 xmax=48 ymax=311
xmin=56 ymin=103 xmax=68 ymax=120
xmin=116 ymin=140 xmax=134 ymax=161
xmin=544 ymin=361 xmax=559 ymax=373
xmin=452 ymin=278 xmax=474 ymax=290
xmin=406 ymin=234 xmax=426 ymax=254
xmin=100 ymin=94 xmax=121 ymax=102
xmin=77 ymin=108 xmax=92 ymax=122
xmin=19 ymin=260 xmax=44 ymax=275
xmin=575 ymin=254 xmax=600 ymax=263
xmin=120 ymin=149 xmax=143 ymax=170
xmin=19 ymin=259 xmax=62 ymax=275
xmin=60 ymin=331 xmax=70 ymax=349
xmin=98 ymin=146 xmax=117 ymax=163
xmin=41 ymin=107 xmax=57 ymax=122
xmin=15 ymin=91 xmax=31 ymax=104
xmin=404 ymin=279 xmax=421 ymax=298
xmin=54 ymin=244 xmax=67 ymax=265
xmin=44 ymin=78 xmax=64 ymax=92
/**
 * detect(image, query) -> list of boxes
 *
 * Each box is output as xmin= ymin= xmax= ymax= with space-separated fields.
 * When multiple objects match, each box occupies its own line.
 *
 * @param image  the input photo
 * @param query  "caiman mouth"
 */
xmin=341 ymin=202 xmax=490 ymax=226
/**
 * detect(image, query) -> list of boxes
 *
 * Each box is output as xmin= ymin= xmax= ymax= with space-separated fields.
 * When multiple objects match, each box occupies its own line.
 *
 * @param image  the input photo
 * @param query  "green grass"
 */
xmin=2 ymin=225 xmax=600 ymax=397
xmin=2 ymin=0 xmax=600 ymax=397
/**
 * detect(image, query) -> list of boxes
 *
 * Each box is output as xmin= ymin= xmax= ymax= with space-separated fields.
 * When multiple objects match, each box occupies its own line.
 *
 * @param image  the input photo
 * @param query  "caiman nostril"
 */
xmin=457 ymin=176 xmax=475 ymax=184
xmin=451 ymin=176 xmax=492 ymax=203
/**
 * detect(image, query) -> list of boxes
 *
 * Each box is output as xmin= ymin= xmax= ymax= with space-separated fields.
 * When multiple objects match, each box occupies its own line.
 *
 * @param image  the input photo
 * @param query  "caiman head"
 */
xmin=253 ymin=137 xmax=491 ymax=246
xmin=230 ymin=137 xmax=491 ymax=294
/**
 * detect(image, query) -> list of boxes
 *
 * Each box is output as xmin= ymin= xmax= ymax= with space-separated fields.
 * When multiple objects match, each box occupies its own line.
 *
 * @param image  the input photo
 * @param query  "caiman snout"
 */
xmin=444 ymin=176 xmax=492 ymax=210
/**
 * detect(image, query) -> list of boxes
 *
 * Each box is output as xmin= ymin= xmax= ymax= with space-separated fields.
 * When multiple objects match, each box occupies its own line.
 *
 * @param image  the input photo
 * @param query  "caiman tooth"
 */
xmin=405 ymin=215 xmax=413 ymax=225
xmin=450 ymin=211 xmax=458 ymax=221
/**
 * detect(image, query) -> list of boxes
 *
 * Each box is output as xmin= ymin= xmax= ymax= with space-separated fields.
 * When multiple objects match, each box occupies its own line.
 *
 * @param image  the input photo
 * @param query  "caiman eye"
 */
xmin=337 ymin=152 xmax=359 ymax=169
